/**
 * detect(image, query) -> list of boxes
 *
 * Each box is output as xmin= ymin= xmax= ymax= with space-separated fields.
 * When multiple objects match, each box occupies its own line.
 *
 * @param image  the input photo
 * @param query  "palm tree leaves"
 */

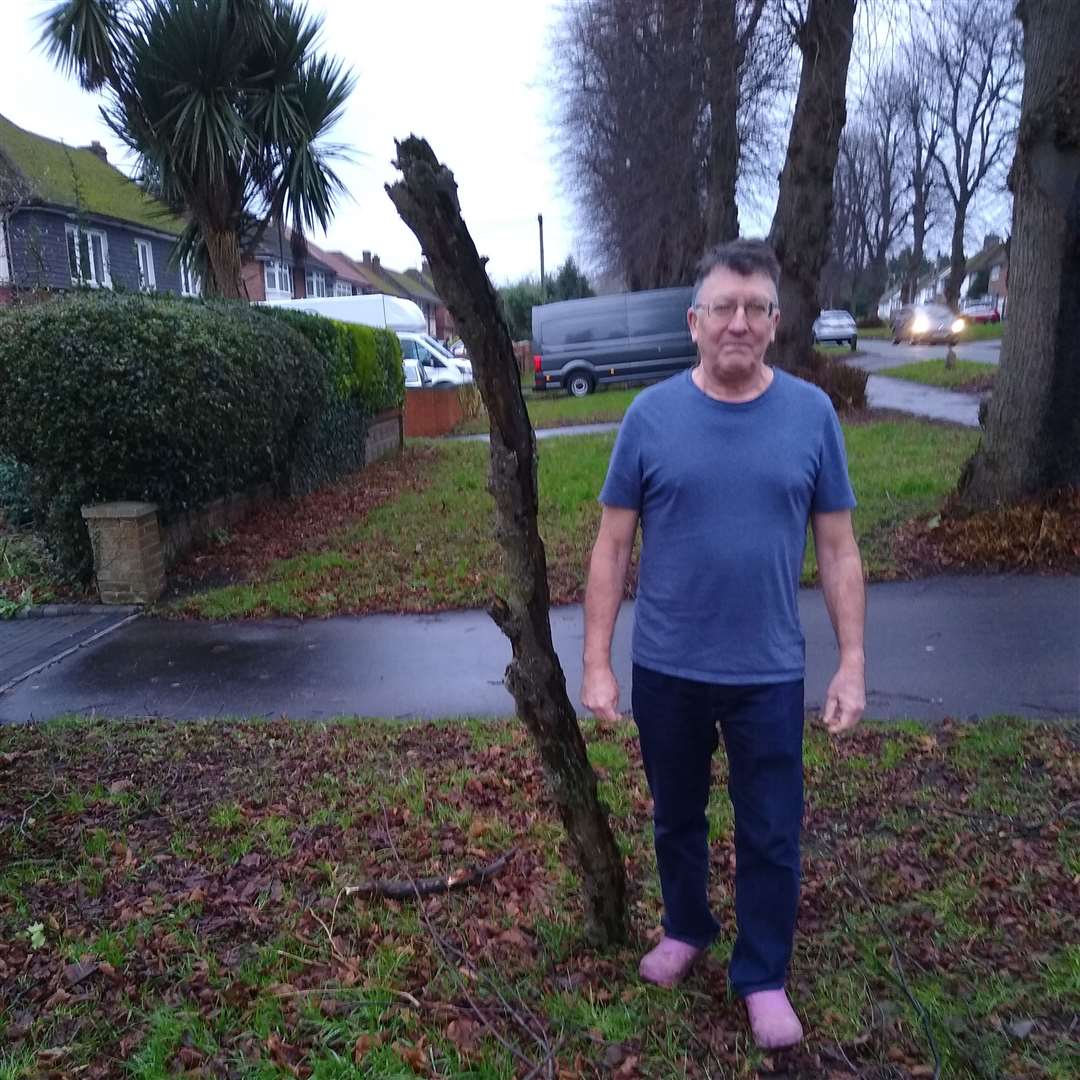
xmin=39 ymin=0 xmax=354 ymax=295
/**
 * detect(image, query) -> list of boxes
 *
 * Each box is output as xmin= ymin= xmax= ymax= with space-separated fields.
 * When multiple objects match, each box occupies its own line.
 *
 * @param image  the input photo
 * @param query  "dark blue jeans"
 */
xmin=631 ymin=664 xmax=805 ymax=997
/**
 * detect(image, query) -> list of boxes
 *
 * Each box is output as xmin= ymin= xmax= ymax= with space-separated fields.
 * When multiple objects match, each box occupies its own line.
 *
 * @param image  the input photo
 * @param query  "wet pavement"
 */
xmin=2 ymin=575 xmax=1076 ymax=724
xmin=857 ymin=338 xmax=1001 ymax=369
xmin=864 ymin=375 xmax=981 ymax=427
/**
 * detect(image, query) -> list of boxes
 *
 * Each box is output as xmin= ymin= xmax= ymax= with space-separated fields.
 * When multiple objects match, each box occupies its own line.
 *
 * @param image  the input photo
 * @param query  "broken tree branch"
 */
xmin=342 ymin=848 xmax=516 ymax=900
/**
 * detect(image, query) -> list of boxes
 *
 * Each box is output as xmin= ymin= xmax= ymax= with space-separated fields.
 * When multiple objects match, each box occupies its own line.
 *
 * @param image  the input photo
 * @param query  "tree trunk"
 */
xmin=703 ymin=0 xmax=741 ymax=245
xmin=768 ymin=0 xmax=857 ymax=370
xmin=386 ymin=138 xmax=629 ymax=947
xmin=944 ymin=204 xmax=968 ymax=307
xmin=204 ymin=226 xmax=245 ymax=300
xmin=905 ymin=173 xmax=928 ymax=304
xmin=959 ymin=0 xmax=1080 ymax=507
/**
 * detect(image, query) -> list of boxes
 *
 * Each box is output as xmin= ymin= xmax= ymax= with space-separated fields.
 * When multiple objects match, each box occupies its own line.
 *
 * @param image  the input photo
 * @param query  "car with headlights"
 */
xmin=812 ymin=309 xmax=857 ymax=350
xmin=891 ymin=303 xmax=966 ymax=345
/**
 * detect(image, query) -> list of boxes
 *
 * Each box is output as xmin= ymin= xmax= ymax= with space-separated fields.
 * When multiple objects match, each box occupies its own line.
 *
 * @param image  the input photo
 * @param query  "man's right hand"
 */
xmin=581 ymin=663 xmax=621 ymax=723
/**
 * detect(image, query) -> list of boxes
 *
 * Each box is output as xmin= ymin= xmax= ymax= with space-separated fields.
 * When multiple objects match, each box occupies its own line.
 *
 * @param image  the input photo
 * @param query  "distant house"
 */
xmin=0 ymin=113 xmax=194 ymax=304
xmin=876 ymin=234 xmax=1009 ymax=320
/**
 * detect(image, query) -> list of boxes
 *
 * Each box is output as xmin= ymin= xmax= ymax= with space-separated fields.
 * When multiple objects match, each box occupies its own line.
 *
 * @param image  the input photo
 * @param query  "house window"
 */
xmin=264 ymin=258 xmax=293 ymax=300
xmin=333 ymin=280 xmax=352 ymax=297
xmin=305 ymin=269 xmax=328 ymax=297
xmin=179 ymin=257 xmax=201 ymax=297
xmin=0 ymin=217 xmax=9 ymax=284
xmin=990 ymin=265 xmax=1001 ymax=282
xmin=65 ymin=224 xmax=111 ymax=288
xmin=134 ymin=239 xmax=156 ymax=291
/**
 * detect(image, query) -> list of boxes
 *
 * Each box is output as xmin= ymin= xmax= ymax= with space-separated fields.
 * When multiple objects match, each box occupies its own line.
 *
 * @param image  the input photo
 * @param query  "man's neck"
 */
xmin=692 ymin=362 xmax=774 ymax=403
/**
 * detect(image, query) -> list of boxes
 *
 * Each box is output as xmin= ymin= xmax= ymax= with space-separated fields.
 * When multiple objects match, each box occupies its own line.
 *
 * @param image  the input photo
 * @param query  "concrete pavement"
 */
xmin=864 ymin=375 xmax=981 ymax=427
xmin=2 ymin=575 xmax=1076 ymax=724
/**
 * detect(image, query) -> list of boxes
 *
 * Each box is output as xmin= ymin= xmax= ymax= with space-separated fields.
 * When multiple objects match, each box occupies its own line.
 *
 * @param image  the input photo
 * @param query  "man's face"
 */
xmin=687 ymin=266 xmax=780 ymax=382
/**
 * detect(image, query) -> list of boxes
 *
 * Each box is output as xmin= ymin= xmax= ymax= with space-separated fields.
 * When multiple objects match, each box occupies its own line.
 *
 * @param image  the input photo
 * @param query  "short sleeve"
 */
xmin=811 ymin=405 xmax=857 ymax=513
xmin=599 ymin=406 xmax=644 ymax=510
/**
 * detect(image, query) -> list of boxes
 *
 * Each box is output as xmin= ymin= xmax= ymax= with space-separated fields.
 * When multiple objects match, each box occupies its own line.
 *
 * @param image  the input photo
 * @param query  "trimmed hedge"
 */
xmin=0 ymin=295 xmax=354 ymax=577
xmin=262 ymin=308 xmax=404 ymax=414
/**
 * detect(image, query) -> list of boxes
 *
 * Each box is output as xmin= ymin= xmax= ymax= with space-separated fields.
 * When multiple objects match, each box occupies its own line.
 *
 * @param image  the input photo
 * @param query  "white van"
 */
xmin=261 ymin=293 xmax=468 ymax=386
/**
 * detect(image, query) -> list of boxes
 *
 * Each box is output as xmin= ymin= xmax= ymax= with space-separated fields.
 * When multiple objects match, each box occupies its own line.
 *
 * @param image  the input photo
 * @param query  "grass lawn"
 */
xmin=453 ymin=387 xmax=644 ymax=436
xmin=173 ymin=419 xmax=979 ymax=619
xmin=1 ymin=713 xmax=1076 ymax=1079
xmin=884 ymin=359 xmax=997 ymax=392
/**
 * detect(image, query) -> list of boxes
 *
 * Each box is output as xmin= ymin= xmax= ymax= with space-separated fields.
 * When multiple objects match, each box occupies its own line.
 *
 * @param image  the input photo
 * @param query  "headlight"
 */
xmin=912 ymin=314 xmax=930 ymax=334
xmin=951 ymin=318 xmax=966 ymax=334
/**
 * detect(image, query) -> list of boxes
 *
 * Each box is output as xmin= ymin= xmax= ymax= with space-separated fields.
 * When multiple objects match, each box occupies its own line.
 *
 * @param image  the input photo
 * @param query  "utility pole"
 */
xmin=538 ymin=212 xmax=546 ymax=301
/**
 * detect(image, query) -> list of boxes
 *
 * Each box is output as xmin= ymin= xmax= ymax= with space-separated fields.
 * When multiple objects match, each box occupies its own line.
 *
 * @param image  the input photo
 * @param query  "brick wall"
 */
xmin=404 ymin=387 xmax=464 ymax=438
xmin=365 ymin=409 xmax=404 ymax=463
xmin=241 ymin=259 xmax=266 ymax=301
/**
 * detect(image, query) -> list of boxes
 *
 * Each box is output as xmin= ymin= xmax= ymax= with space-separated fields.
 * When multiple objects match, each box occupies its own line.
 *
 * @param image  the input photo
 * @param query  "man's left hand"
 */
xmin=822 ymin=660 xmax=865 ymax=735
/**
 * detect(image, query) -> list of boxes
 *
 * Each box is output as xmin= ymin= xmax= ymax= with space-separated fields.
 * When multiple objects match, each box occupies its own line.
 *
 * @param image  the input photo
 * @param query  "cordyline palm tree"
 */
xmin=40 ymin=0 xmax=353 ymax=298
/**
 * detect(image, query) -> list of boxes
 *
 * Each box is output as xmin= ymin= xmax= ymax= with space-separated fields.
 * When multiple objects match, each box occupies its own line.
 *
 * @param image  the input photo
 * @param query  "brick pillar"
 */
xmin=80 ymin=502 xmax=165 ymax=604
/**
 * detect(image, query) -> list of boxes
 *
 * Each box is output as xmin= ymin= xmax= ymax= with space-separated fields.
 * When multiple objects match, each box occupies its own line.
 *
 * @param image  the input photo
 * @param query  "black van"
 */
xmin=532 ymin=287 xmax=695 ymax=396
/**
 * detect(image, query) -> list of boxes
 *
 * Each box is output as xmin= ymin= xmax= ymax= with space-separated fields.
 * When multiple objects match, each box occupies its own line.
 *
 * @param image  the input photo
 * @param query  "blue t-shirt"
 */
xmin=599 ymin=368 xmax=856 ymax=684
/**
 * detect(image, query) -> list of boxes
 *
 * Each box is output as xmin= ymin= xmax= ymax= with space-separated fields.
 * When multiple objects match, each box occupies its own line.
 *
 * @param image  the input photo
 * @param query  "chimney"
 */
xmin=362 ymin=250 xmax=371 ymax=265
xmin=86 ymin=141 xmax=108 ymax=162
xmin=373 ymin=254 xmax=381 ymax=269
xmin=421 ymin=258 xmax=431 ymax=277
xmin=983 ymin=232 xmax=1002 ymax=252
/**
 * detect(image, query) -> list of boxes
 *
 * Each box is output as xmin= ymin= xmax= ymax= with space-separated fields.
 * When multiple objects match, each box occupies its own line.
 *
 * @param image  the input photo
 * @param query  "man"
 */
xmin=581 ymin=239 xmax=866 ymax=1049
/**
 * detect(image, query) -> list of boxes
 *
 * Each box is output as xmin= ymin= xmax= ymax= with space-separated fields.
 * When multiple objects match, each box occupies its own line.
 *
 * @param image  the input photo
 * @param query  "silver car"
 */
xmin=891 ymin=304 xmax=966 ymax=345
xmin=812 ymin=309 xmax=858 ymax=351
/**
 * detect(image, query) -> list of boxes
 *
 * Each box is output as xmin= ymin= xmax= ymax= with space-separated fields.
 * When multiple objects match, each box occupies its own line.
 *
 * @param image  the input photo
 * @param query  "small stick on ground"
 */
xmin=343 ymin=848 xmax=516 ymax=900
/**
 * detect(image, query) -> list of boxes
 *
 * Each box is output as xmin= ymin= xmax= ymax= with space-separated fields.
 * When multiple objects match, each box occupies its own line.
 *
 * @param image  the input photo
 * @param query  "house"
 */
xmin=0 ymin=112 xmax=194 ymax=304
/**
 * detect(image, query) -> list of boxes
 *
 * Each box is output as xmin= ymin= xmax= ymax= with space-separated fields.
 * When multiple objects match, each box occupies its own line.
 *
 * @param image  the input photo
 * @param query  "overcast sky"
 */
xmin=2 ymin=0 xmax=579 ymax=285
xmin=3 ymin=1 xmax=1012 ymax=287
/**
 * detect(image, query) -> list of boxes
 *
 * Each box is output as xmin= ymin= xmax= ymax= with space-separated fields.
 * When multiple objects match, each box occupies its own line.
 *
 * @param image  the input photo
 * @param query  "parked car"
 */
xmin=403 ymin=357 xmax=430 ymax=389
xmin=812 ymin=309 xmax=857 ymax=350
xmin=532 ymin=286 xmax=695 ymax=397
xmin=891 ymin=303 xmax=966 ymax=345
xmin=416 ymin=333 xmax=473 ymax=380
xmin=961 ymin=297 xmax=1001 ymax=324
xmin=398 ymin=332 xmax=467 ymax=386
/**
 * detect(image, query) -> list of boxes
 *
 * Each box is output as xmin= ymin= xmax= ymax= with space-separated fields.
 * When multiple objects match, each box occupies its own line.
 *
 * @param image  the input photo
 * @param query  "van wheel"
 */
xmin=566 ymin=372 xmax=595 ymax=398
xmin=850 ymin=337 xmax=857 ymax=352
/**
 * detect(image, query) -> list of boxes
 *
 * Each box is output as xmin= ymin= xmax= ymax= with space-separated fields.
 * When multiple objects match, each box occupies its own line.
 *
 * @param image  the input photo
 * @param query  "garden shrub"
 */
xmin=0 ymin=294 xmax=331 ymax=577
xmin=0 ymin=454 xmax=33 ymax=527
xmin=793 ymin=349 xmax=868 ymax=413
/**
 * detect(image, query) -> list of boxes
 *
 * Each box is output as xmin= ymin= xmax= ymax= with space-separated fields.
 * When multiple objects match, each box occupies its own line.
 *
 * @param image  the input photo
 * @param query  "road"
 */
xmin=855 ymin=336 xmax=1001 ymax=371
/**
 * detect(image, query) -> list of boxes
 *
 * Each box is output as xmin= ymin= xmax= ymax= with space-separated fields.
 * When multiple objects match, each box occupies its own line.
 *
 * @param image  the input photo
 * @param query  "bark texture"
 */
xmin=386 ymin=138 xmax=628 ymax=946
xmin=204 ymin=227 xmax=245 ymax=300
xmin=703 ymin=0 xmax=743 ymax=244
xmin=768 ymin=0 xmax=856 ymax=370
xmin=960 ymin=0 xmax=1080 ymax=506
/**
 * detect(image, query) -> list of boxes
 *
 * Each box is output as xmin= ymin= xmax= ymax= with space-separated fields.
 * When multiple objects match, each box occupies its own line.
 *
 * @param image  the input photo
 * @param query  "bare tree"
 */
xmin=959 ymin=0 xmax=1080 ymax=506
xmin=387 ymin=138 xmax=629 ymax=947
xmin=556 ymin=0 xmax=790 ymax=288
xmin=768 ymin=0 xmax=858 ymax=370
xmin=928 ymin=0 xmax=1022 ymax=308
xmin=898 ymin=32 xmax=946 ymax=304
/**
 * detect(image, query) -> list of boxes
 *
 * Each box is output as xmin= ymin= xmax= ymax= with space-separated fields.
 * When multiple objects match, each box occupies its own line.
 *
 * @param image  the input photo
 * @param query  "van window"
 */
xmin=399 ymin=338 xmax=418 ymax=360
xmin=629 ymin=291 xmax=692 ymax=337
xmin=543 ymin=298 xmax=627 ymax=346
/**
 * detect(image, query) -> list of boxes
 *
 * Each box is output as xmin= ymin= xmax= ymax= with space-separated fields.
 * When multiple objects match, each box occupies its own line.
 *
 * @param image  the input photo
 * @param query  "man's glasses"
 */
xmin=694 ymin=299 xmax=777 ymax=326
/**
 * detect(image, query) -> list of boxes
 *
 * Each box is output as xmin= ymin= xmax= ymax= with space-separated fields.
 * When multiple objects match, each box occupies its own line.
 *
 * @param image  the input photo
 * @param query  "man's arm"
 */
xmin=811 ymin=509 xmax=866 ymax=734
xmin=581 ymin=505 xmax=639 ymax=722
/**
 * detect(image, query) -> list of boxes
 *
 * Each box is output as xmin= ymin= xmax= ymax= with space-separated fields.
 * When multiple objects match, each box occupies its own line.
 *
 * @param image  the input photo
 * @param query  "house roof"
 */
xmin=964 ymin=241 xmax=1007 ymax=277
xmin=251 ymin=224 xmax=335 ymax=274
xmin=337 ymin=253 xmax=412 ymax=297
xmin=398 ymin=267 xmax=441 ymax=305
xmin=0 ymin=112 xmax=184 ymax=236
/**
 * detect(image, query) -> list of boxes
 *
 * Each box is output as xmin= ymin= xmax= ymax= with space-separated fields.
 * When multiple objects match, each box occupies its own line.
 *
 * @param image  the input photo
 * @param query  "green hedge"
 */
xmin=262 ymin=308 xmax=404 ymax=413
xmin=0 ymin=295 xmax=337 ymax=577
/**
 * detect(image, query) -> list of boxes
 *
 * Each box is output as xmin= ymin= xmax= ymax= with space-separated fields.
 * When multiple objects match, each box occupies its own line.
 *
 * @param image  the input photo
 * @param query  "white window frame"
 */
xmin=66 ymin=223 xmax=112 ymax=288
xmin=134 ymin=238 xmax=156 ymax=291
xmin=0 ymin=216 xmax=10 ymax=284
xmin=990 ymin=265 xmax=1001 ymax=282
xmin=305 ymin=268 xmax=328 ymax=298
xmin=179 ymin=257 xmax=201 ymax=297
xmin=264 ymin=258 xmax=292 ymax=300
xmin=333 ymin=279 xmax=352 ymax=297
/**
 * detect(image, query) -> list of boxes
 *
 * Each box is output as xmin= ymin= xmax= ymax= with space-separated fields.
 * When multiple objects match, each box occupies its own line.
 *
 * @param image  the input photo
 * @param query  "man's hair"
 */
xmin=692 ymin=239 xmax=781 ymax=302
